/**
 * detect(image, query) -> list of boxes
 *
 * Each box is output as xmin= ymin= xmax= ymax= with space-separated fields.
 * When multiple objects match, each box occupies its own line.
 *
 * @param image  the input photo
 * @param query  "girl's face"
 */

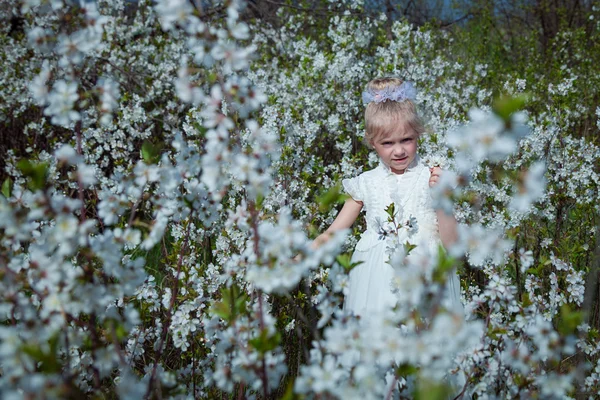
xmin=371 ymin=124 xmax=418 ymax=175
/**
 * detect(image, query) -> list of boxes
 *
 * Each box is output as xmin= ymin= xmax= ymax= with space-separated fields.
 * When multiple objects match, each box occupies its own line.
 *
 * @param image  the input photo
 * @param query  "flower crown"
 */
xmin=361 ymin=81 xmax=417 ymax=105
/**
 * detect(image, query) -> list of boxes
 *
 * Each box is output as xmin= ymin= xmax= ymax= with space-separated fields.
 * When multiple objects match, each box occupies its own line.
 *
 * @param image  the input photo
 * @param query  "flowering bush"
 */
xmin=0 ymin=0 xmax=599 ymax=398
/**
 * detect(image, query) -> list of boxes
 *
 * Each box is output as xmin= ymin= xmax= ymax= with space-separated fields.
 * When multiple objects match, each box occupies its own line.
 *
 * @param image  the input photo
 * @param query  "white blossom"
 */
xmin=44 ymin=80 xmax=80 ymax=127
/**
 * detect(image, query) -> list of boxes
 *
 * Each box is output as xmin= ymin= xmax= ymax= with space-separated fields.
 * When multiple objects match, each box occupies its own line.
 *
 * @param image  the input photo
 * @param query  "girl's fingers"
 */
xmin=430 ymin=167 xmax=442 ymax=177
xmin=429 ymin=167 xmax=442 ymax=187
xmin=429 ymin=176 xmax=438 ymax=187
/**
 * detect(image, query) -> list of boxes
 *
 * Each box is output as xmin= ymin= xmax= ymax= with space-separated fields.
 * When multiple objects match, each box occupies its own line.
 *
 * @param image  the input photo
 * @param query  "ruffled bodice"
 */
xmin=341 ymin=155 xmax=463 ymax=316
xmin=342 ymin=156 xmax=439 ymax=252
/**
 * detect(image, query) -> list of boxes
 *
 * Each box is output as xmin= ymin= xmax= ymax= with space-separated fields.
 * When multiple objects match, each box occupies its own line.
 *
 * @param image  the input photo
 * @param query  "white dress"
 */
xmin=342 ymin=155 xmax=462 ymax=316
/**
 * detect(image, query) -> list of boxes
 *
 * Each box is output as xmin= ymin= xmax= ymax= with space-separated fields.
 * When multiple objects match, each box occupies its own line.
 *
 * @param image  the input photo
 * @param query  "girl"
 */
xmin=314 ymin=77 xmax=462 ymax=316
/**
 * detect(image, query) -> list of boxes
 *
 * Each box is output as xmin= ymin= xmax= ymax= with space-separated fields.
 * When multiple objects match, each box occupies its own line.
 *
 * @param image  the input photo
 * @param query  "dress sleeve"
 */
xmin=342 ymin=176 xmax=364 ymax=202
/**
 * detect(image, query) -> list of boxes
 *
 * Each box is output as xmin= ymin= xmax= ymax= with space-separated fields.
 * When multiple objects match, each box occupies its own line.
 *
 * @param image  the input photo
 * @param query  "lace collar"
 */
xmin=378 ymin=154 xmax=422 ymax=177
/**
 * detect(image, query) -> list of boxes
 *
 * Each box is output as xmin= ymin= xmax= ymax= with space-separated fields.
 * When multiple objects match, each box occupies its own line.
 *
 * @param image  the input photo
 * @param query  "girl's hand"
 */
xmin=429 ymin=166 xmax=442 ymax=187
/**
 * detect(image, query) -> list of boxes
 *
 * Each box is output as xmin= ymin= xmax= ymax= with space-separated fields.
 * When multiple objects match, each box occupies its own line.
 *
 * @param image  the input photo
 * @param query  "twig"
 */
xmin=127 ymin=191 xmax=144 ymax=228
xmin=454 ymin=300 xmax=496 ymax=399
xmin=438 ymin=13 xmax=473 ymax=29
xmin=452 ymin=370 xmax=473 ymax=400
xmin=75 ymin=122 xmax=86 ymax=222
xmin=88 ymin=313 xmax=103 ymax=390
xmin=192 ymin=337 xmax=197 ymax=397
xmin=574 ymin=213 xmax=600 ymax=388
xmin=248 ymin=199 xmax=270 ymax=398
xmin=385 ymin=373 xmax=398 ymax=400
xmin=261 ymin=0 xmax=362 ymax=16
xmin=514 ymin=234 xmax=522 ymax=302
xmin=127 ymin=329 xmax=142 ymax=367
xmin=258 ymin=293 xmax=270 ymax=398
xmin=145 ymin=219 xmax=192 ymax=399
xmin=109 ymin=321 xmax=128 ymax=366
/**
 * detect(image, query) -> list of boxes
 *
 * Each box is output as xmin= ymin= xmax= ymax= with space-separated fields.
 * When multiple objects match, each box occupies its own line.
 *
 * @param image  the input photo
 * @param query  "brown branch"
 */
xmin=88 ymin=313 xmax=103 ymax=390
xmin=574 ymin=213 xmax=600 ymax=387
xmin=145 ymin=219 xmax=192 ymax=399
xmin=257 ymin=293 xmax=270 ymax=398
xmin=514 ymin=234 xmax=522 ymax=302
xmin=247 ymin=199 xmax=270 ymax=398
xmin=127 ymin=191 xmax=144 ymax=228
xmin=438 ymin=12 xmax=474 ymax=29
xmin=75 ymin=121 xmax=86 ymax=223
xmin=260 ymin=0 xmax=362 ymax=16
xmin=385 ymin=373 xmax=398 ymax=400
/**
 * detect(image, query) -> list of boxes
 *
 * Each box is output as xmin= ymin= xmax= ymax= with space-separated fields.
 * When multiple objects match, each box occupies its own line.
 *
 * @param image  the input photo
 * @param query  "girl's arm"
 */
xmin=435 ymin=209 xmax=458 ymax=248
xmin=312 ymin=198 xmax=363 ymax=248
xmin=429 ymin=167 xmax=458 ymax=248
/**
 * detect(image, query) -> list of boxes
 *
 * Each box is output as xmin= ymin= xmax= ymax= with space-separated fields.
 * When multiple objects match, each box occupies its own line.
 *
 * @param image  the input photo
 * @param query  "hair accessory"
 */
xmin=362 ymin=81 xmax=417 ymax=105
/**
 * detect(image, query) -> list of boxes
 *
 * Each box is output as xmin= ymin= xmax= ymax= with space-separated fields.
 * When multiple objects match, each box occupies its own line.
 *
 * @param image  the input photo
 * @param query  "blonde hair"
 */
xmin=364 ymin=77 xmax=425 ymax=148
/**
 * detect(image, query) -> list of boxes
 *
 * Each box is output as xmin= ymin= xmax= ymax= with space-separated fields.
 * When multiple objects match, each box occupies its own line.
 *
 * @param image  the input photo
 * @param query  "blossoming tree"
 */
xmin=0 ymin=0 xmax=599 ymax=398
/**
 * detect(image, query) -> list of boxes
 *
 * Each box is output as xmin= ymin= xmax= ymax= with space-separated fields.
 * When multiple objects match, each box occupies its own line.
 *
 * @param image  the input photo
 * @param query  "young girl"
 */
xmin=314 ymin=77 xmax=462 ymax=316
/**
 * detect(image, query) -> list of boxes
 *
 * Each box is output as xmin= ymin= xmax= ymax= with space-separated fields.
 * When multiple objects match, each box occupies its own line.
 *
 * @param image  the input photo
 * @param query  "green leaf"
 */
xmin=20 ymin=334 xmax=62 ymax=374
xmin=210 ymin=284 xmax=248 ymax=324
xmin=404 ymin=242 xmax=418 ymax=255
xmin=1 ymin=177 xmax=12 ymax=198
xmin=249 ymin=328 xmax=281 ymax=354
xmin=557 ymin=304 xmax=583 ymax=336
xmin=17 ymin=159 xmax=48 ymax=191
xmin=526 ymin=261 xmax=545 ymax=276
xmin=542 ymin=257 xmax=552 ymax=266
xmin=492 ymin=93 xmax=530 ymax=123
xmin=256 ymin=192 xmax=265 ymax=209
xmin=336 ymin=253 xmax=363 ymax=271
xmin=385 ymin=203 xmax=396 ymax=221
xmin=433 ymin=246 xmax=457 ymax=283
xmin=21 ymin=343 xmax=44 ymax=361
xmin=336 ymin=253 xmax=352 ymax=268
xmin=114 ymin=322 xmax=128 ymax=341
xmin=396 ymin=363 xmax=418 ymax=377
xmin=521 ymin=292 xmax=532 ymax=308
xmin=414 ymin=377 xmax=453 ymax=400
xmin=141 ymin=140 xmax=162 ymax=164
xmin=487 ymin=326 xmax=508 ymax=340
xmin=280 ymin=379 xmax=298 ymax=400
xmin=316 ymin=183 xmax=348 ymax=213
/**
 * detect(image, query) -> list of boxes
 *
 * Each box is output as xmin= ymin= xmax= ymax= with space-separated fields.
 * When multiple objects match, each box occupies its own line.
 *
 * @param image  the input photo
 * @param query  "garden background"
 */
xmin=0 ymin=0 xmax=599 ymax=398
